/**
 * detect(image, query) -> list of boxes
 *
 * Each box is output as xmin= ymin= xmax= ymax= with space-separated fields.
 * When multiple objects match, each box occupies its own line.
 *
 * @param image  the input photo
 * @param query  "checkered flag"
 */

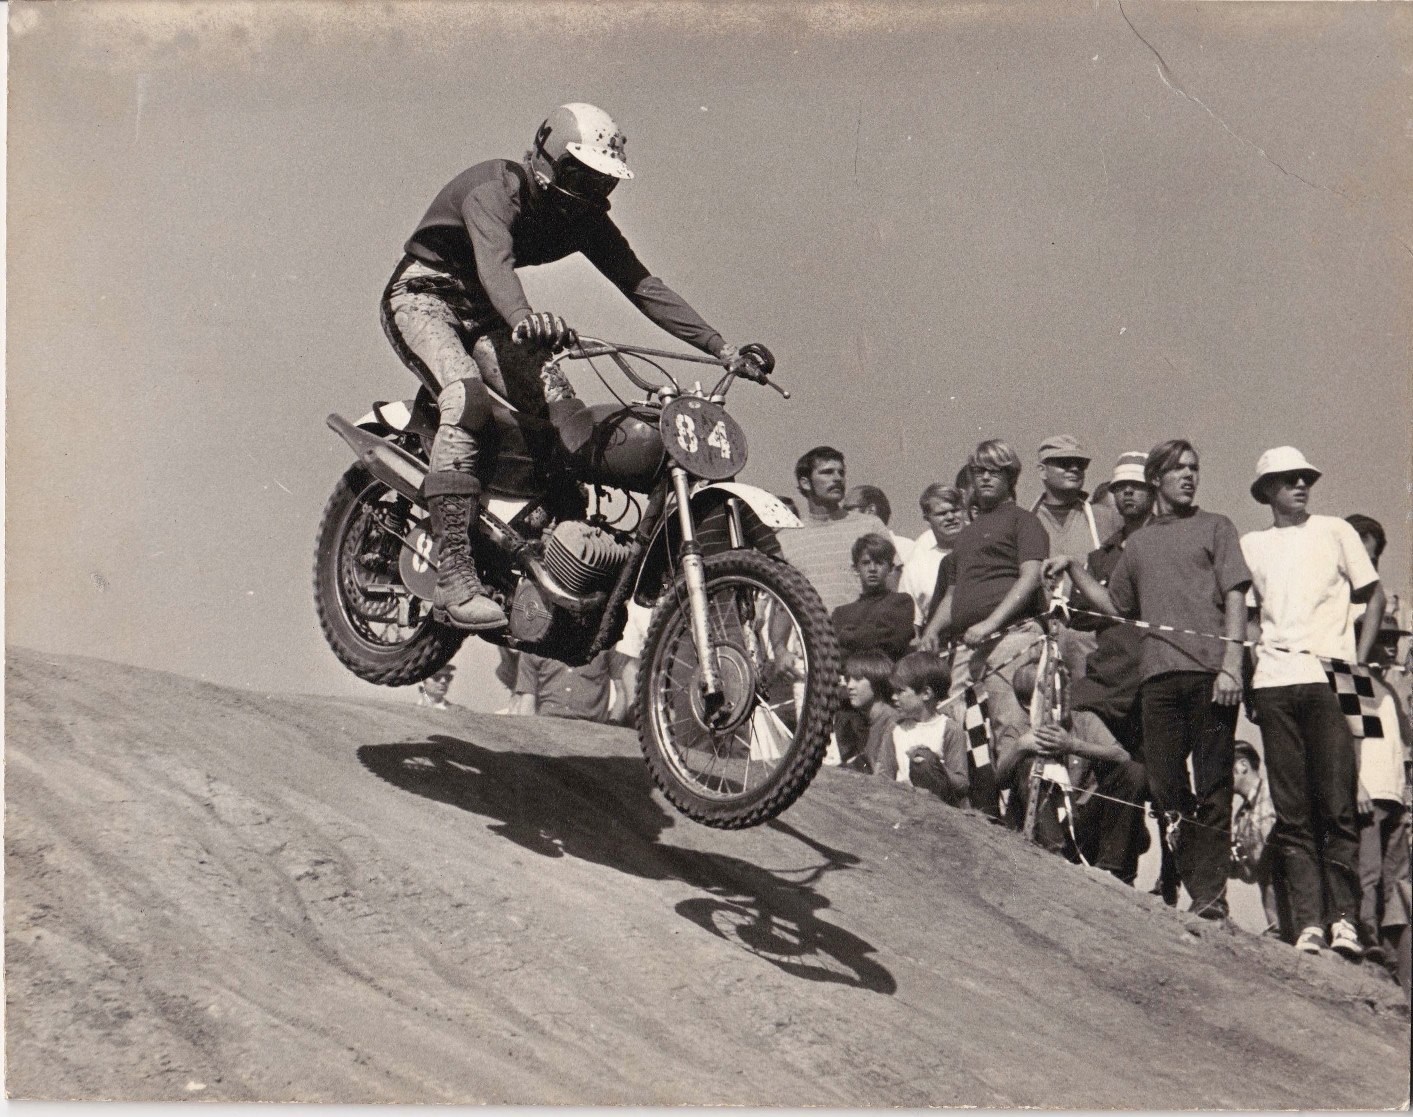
xmin=962 ymin=686 xmax=1002 ymax=818
xmin=1324 ymin=659 xmax=1384 ymax=739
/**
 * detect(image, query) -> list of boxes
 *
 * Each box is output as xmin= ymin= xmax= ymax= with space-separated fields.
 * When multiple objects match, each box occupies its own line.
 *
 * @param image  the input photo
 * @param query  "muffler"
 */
xmin=327 ymin=413 xmax=426 ymax=503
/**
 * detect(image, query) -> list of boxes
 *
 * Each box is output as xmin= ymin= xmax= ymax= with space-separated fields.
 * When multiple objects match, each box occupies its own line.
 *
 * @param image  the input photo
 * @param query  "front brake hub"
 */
xmin=689 ymin=644 xmax=757 ymax=732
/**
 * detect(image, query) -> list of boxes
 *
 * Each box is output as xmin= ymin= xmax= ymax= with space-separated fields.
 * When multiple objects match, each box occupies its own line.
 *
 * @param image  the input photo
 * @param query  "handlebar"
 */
xmin=547 ymin=337 xmax=788 ymax=400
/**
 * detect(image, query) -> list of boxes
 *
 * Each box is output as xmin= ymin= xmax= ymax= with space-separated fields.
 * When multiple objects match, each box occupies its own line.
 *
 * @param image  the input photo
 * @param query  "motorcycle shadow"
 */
xmin=357 ymin=736 xmax=896 ymax=994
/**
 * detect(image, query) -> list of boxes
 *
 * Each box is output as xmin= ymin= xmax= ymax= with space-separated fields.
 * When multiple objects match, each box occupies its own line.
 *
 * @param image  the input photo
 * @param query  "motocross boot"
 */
xmin=427 ymin=493 xmax=508 ymax=631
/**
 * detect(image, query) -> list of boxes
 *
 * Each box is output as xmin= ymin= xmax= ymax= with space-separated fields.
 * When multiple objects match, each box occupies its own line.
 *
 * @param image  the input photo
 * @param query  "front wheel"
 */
xmin=637 ymin=550 xmax=839 ymax=829
xmin=312 ymin=464 xmax=466 ymax=686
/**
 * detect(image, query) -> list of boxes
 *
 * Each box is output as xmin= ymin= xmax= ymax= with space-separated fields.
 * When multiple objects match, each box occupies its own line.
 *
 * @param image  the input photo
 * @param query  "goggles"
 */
xmin=551 ymin=155 xmax=620 ymax=206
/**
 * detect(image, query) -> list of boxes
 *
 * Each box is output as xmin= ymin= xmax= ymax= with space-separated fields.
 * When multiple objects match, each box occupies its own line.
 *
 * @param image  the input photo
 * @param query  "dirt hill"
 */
xmin=4 ymin=646 xmax=1408 ymax=1106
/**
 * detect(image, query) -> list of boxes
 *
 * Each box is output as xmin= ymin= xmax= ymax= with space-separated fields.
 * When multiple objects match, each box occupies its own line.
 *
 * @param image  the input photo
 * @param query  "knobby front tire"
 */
xmin=637 ymin=549 xmax=839 ymax=829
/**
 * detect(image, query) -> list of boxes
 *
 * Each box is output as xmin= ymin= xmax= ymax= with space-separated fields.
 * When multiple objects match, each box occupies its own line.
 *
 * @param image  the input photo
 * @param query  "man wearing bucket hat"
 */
xmin=1240 ymin=446 xmax=1385 ymax=958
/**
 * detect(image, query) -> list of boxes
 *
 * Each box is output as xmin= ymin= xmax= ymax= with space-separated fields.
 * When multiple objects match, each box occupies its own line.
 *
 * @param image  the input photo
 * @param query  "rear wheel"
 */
xmin=312 ymin=465 xmax=465 ymax=685
xmin=637 ymin=549 xmax=838 ymax=829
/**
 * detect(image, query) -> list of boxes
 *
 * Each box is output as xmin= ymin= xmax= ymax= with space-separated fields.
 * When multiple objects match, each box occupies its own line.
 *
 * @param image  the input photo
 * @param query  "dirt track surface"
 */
xmin=5 ymin=646 xmax=1409 ymax=1106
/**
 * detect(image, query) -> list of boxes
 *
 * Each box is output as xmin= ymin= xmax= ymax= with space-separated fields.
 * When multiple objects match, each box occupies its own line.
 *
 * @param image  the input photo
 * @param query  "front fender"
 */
xmin=632 ymin=481 xmax=801 ymax=606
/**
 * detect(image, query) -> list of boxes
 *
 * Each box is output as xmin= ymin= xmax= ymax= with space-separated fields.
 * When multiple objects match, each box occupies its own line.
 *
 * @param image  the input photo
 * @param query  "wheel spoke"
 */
xmin=644 ymin=564 xmax=828 ymax=810
xmin=336 ymin=482 xmax=434 ymax=649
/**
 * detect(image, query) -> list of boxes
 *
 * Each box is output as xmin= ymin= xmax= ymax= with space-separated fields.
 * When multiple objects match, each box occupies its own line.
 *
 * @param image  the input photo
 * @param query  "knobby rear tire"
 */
xmin=312 ymin=464 xmax=465 ymax=686
xmin=636 ymin=549 xmax=839 ymax=829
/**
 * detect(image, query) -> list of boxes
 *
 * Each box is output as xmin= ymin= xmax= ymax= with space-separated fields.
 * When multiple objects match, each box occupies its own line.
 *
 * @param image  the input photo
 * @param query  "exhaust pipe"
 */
xmin=327 ymin=413 xmax=426 ymax=503
xmin=329 ymin=413 xmax=605 ymax=615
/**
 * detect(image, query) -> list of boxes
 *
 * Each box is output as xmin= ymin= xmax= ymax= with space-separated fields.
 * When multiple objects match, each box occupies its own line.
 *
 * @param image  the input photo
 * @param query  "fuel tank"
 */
xmin=549 ymin=399 xmax=666 ymax=493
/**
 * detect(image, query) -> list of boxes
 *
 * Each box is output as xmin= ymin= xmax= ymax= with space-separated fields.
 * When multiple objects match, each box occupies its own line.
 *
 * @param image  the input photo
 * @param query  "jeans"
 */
xmin=1140 ymin=671 xmax=1238 ymax=917
xmin=1255 ymin=683 xmax=1361 ymax=931
xmin=948 ymin=620 xmax=1044 ymax=735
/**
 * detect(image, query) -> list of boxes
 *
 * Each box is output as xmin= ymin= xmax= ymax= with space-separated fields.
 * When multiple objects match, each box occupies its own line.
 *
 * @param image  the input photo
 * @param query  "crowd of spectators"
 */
xmin=787 ymin=436 xmax=1410 ymax=1000
xmin=415 ymin=431 xmax=1410 ymax=1002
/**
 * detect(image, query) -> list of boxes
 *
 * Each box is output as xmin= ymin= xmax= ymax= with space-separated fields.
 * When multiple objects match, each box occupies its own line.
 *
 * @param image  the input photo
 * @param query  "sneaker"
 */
xmin=1330 ymin=918 xmax=1364 ymax=959
xmin=1295 ymin=925 xmax=1326 ymax=954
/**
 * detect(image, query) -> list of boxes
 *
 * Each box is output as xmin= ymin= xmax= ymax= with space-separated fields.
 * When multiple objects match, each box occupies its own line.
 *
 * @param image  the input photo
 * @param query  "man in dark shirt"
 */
xmin=381 ymin=103 xmax=743 ymax=629
xmin=1054 ymin=439 xmax=1251 ymax=921
xmin=919 ymin=439 xmax=1050 ymax=733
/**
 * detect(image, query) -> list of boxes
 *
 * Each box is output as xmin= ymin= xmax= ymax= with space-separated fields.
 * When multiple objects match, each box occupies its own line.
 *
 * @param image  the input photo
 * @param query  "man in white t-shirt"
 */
xmin=1241 ymin=447 xmax=1385 ymax=959
xmin=896 ymin=482 xmax=969 ymax=629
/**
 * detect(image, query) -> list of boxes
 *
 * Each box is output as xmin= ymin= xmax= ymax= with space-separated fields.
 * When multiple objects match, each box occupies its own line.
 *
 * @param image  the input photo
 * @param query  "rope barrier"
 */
xmin=932 ymin=620 xmax=1048 ymax=714
xmin=1051 ymin=598 xmax=1411 ymax=675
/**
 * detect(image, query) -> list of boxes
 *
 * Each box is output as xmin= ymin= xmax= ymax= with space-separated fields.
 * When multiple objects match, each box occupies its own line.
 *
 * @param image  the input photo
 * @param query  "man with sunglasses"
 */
xmin=381 ymin=103 xmax=741 ymax=629
xmin=1241 ymin=447 xmax=1385 ymax=958
xmin=1031 ymin=435 xmax=1121 ymax=682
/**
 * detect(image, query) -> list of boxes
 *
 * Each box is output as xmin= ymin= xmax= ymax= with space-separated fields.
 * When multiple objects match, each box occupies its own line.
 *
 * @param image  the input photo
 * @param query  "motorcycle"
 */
xmin=313 ymin=338 xmax=839 ymax=828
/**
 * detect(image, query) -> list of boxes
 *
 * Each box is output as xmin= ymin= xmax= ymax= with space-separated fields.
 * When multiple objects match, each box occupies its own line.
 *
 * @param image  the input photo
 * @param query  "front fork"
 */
xmin=670 ymin=466 xmax=724 ymax=706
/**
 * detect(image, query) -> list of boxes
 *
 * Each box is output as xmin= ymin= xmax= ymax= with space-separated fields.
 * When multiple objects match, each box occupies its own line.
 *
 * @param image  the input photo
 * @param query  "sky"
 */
xmin=6 ymin=0 xmax=1411 ymax=713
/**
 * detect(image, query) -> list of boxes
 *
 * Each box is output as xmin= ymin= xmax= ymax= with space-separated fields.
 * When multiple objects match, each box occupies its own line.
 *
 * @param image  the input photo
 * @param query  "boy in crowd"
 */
xmin=1030 ymin=435 xmax=1123 ymax=683
xmin=994 ymin=663 xmax=1150 ymax=883
xmin=842 ymin=650 xmax=900 ymax=778
xmin=831 ymin=535 xmax=913 ymax=766
xmin=918 ymin=440 xmax=1050 ymax=735
xmin=1055 ymin=440 xmax=1250 ymax=921
xmin=1231 ymin=740 xmax=1290 ymax=941
xmin=777 ymin=447 xmax=888 ymax=613
xmin=1241 ymin=448 xmax=1383 ymax=956
xmin=832 ymin=535 xmax=916 ymax=662
xmin=898 ymin=483 xmax=970 ymax=630
xmin=889 ymin=651 xmax=970 ymax=807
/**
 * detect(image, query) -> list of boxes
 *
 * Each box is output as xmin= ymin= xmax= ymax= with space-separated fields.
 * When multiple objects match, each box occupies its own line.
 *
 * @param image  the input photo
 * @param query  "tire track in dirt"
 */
xmin=6 ymin=647 xmax=1408 ymax=1105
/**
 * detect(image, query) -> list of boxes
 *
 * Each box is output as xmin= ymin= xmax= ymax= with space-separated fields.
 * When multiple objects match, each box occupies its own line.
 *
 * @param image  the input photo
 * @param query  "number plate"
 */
xmin=659 ymin=397 xmax=748 ymax=480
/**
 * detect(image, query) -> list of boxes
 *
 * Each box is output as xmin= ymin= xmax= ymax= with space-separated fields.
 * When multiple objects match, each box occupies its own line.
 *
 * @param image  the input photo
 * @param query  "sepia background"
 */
xmin=7 ymin=0 xmax=1410 ymax=712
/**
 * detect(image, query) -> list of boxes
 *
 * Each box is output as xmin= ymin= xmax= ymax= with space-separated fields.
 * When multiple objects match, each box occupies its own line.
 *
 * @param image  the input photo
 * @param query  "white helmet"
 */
xmin=530 ymin=103 xmax=633 ymax=208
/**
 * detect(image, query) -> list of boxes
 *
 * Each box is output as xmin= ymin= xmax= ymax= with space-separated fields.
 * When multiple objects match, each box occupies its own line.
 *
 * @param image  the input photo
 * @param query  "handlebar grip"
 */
xmin=738 ymin=342 xmax=775 ymax=377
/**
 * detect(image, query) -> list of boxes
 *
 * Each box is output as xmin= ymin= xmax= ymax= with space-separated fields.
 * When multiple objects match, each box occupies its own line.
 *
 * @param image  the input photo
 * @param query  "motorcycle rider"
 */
xmin=382 ymin=103 xmax=743 ymax=630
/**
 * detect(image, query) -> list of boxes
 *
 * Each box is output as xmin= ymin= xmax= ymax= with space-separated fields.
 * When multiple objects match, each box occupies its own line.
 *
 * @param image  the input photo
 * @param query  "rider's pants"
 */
xmin=381 ymin=256 xmax=569 ymax=499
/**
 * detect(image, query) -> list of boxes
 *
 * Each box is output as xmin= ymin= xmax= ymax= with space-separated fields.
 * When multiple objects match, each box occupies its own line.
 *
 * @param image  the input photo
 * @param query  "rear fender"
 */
xmin=632 ymin=482 xmax=801 ymax=606
xmin=353 ymin=388 xmax=439 ymax=441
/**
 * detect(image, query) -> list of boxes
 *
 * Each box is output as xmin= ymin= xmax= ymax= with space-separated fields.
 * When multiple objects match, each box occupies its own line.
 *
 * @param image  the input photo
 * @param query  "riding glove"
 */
xmin=512 ymin=311 xmax=577 ymax=350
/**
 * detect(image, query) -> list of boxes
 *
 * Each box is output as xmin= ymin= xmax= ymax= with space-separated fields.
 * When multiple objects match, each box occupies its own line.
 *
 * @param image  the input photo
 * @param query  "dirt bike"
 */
xmin=314 ymin=338 xmax=839 ymax=829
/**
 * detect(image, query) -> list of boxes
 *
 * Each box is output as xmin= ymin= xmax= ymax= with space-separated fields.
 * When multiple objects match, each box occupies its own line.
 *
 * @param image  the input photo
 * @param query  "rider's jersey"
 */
xmin=405 ymin=158 xmax=725 ymax=353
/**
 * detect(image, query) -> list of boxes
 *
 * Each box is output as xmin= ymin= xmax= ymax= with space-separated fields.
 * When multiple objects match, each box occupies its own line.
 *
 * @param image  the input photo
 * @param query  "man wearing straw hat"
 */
xmin=1240 ymin=446 xmax=1385 ymax=958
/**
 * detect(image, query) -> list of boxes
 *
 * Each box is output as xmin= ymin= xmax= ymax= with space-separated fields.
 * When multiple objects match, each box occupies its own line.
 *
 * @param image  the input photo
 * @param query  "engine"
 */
xmin=540 ymin=520 xmax=634 ymax=595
